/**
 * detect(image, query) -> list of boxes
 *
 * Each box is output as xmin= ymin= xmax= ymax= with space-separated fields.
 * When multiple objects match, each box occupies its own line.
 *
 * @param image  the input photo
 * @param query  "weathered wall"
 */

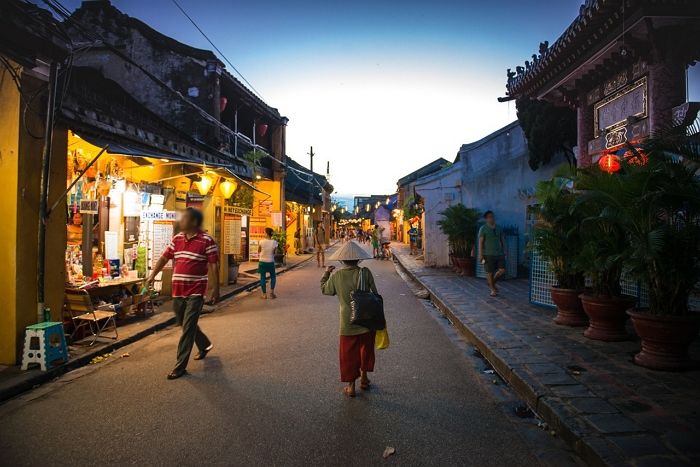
xmin=68 ymin=4 xmax=219 ymax=144
xmin=415 ymin=163 xmax=463 ymax=267
xmin=415 ymin=122 xmax=565 ymax=269
xmin=458 ymin=123 xmax=564 ymax=265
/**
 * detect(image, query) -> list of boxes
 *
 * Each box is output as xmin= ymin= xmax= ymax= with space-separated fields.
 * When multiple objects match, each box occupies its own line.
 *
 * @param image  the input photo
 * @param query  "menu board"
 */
xmin=222 ymin=214 xmax=242 ymax=255
xmin=151 ymin=220 xmax=174 ymax=268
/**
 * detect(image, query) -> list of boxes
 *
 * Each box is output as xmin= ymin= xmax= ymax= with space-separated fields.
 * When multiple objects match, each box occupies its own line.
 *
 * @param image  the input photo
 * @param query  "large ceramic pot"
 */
xmin=550 ymin=286 xmax=587 ymax=327
xmin=580 ymin=294 xmax=636 ymax=341
xmin=274 ymin=253 xmax=285 ymax=267
xmin=627 ymin=310 xmax=700 ymax=371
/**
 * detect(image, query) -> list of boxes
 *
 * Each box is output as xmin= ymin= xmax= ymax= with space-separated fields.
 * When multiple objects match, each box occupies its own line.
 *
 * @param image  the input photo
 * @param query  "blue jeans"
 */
xmin=258 ymin=261 xmax=276 ymax=293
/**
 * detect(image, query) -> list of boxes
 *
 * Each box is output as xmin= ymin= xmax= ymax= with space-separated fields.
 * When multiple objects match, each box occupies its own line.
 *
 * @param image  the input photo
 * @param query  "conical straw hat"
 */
xmin=327 ymin=240 xmax=373 ymax=261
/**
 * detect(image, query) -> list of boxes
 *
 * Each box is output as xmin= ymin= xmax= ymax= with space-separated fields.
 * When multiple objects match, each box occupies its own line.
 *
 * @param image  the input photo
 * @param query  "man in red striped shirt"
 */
xmin=147 ymin=207 xmax=220 ymax=380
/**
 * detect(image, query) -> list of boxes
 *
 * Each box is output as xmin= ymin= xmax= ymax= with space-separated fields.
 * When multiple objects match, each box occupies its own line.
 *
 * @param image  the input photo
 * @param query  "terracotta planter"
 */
xmin=627 ymin=309 xmax=700 ymax=371
xmin=580 ymin=294 xmax=636 ymax=341
xmin=550 ymin=286 xmax=587 ymax=327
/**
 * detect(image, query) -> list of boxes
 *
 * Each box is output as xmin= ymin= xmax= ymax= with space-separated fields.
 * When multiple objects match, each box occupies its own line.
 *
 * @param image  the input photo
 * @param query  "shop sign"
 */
xmin=141 ymin=210 xmax=178 ymax=221
xmin=594 ymin=76 xmax=647 ymax=137
xmin=223 ymin=205 xmax=252 ymax=216
xmin=222 ymin=214 xmax=242 ymax=255
xmin=79 ymin=199 xmax=98 ymax=214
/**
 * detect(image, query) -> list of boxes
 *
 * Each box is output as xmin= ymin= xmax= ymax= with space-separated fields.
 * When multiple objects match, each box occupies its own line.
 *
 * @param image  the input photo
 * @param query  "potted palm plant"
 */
xmin=437 ymin=204 xmax=480 ymax=276
xmin=532 ymin=175 xmax=586 ymax=326
xmin=608 ymin=131 xmax=700 ymax=370
xmin=572 ymin=171 xmax=636 ymax=340
xmin=272 ymin=229 xmax=287 ymax=266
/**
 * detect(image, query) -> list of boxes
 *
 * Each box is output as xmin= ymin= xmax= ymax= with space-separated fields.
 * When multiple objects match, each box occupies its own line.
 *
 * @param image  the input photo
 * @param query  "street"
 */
xmin=0 ymin=249 xmax=573 ymax=466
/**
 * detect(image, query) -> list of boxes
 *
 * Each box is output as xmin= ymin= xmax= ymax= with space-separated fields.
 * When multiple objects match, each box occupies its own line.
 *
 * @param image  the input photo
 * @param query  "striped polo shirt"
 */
xmin=162 ymin=230 xmax=219 ymax=297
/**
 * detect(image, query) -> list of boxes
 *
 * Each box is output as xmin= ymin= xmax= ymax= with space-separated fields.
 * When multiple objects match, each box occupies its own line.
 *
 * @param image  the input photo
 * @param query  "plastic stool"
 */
xmin=21 ymin=322 xmax=69 ymax=371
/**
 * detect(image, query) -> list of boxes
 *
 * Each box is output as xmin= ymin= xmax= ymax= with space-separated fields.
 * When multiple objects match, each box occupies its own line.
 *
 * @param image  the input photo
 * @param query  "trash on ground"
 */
xmin=89 ymin=353 xmax=112 ymax=365
xmin=120 ymin=353 xmax=130 ymax=358
xmin=414 ymin=289 xmax=430 ymax=299
xmin=483 ymin=369 xmax=495 ymax=374
xmin=382 ymin=447 xmax=396 ymax=459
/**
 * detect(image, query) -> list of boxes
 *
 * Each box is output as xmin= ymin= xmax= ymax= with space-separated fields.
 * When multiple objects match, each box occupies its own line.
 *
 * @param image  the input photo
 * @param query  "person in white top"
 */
xmin=258 ymin=227 xmax=278 ymax=299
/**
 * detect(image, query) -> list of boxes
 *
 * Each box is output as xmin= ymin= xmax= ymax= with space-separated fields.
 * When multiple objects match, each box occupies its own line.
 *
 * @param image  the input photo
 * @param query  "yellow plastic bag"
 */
xmin=375 ymin=328 xmax=390 ymax=350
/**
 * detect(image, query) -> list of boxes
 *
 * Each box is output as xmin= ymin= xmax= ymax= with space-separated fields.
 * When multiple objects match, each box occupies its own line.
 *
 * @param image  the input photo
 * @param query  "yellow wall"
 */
xmin=0 ymin=66 xmax=67 ymax=364
xmin=0 ymin=61 xmax=21 ymax=364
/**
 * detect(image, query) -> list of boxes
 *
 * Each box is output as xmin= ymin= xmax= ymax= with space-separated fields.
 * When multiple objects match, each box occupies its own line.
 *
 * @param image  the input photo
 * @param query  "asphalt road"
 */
xmin=0 ymin=246 xmax=576 ymax=466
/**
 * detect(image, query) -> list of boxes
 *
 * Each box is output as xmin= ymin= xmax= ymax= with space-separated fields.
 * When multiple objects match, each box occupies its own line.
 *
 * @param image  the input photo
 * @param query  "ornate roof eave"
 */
xmin=503 ymin=0 xmax=700 ymax=101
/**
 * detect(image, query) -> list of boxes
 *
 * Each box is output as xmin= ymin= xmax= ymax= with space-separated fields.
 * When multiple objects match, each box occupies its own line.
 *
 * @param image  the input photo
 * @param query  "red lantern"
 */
xmin=598 ymin=153 xmax=621 ymax=174
xmin=219 ymin=96 xmax=228 ymax=113
xmin=257 ymin=123 xmax=268 ymax=138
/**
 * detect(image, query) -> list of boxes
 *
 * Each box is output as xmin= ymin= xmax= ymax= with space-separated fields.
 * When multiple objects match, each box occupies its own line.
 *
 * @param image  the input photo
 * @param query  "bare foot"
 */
xmin=343 ymin=386 xmax=356 ymax=397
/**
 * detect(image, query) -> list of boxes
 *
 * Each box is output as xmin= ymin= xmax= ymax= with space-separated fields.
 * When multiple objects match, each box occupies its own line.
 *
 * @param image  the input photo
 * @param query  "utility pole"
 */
xmin=309 ymin=146 xmax=314 ymax=173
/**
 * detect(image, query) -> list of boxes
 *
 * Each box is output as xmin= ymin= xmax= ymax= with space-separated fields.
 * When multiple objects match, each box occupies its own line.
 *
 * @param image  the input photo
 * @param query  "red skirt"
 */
xmin=339 ymin=331 xmax=376 ymax=382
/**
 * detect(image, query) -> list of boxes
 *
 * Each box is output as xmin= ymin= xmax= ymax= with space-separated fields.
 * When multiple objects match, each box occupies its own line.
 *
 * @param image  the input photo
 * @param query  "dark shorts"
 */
xmin=484 ymin=255 xmax=505 ymax=274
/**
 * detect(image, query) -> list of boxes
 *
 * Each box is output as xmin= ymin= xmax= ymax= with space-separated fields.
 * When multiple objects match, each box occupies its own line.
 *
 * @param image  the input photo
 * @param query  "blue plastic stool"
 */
xmin=21 ymin=322 xmax=69 ymax=371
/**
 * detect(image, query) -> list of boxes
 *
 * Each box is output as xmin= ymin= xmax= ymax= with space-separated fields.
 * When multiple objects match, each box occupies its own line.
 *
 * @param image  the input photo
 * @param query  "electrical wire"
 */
xmin=170 ymin=0 xmax=266 ymax=102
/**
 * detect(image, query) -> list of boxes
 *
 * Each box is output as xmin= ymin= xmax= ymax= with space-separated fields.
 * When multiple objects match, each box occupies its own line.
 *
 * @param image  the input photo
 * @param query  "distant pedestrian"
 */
xmin=314 ymin=223 xmax=327 ymax=268
xmin=408 ymin=224 xmax=419 ymax=255
xmin=147 ymin=207 xmax=218 ymax=380
xmin=371 ymin=225 xmax=381 ymax=257
xmin=321 ymin=241 xmax=377 ymax=397
xmin=478 ymin=210 xmax=506 ymax=297
xmin=294 ymin=228 xmax=302 ymax=255
xmin=258 ymin=227 xmax=278 ymax=299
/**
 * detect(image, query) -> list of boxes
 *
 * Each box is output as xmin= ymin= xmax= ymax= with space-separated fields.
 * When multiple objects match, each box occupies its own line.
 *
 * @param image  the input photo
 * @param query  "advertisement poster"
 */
xmin=248 ymin=216 xmax=268 ymax=261
xmin=271 ymin=211 xmax=283 ymax=228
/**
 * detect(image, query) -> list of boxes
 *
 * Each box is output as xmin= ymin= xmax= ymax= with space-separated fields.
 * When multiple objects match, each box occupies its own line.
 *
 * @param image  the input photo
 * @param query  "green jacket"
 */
xmin=321 ymin=266 xmax=378 ymax=336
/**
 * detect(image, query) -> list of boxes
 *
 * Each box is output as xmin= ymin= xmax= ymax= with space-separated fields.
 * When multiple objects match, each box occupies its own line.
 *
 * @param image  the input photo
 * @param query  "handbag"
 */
xmin=350 ymin=268 xmax=386 ymax=330
xmin=375 ymin=327 xmax=390 ymax=350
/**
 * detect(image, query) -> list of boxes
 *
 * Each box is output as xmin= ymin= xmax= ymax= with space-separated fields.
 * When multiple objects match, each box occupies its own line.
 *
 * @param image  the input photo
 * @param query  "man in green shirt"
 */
xmin=478 ymin=210 xmax=506 ymax=297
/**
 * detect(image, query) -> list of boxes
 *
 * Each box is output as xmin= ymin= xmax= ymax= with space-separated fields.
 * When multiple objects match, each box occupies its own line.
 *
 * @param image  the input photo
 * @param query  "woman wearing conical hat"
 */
xmin=320 ymin=240 xmax=378 ymax=397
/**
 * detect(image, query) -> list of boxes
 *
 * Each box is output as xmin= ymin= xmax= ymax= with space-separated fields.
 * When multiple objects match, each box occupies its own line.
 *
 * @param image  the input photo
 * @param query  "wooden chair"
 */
xmin=64 ymin=289 xmax=118 ymax=345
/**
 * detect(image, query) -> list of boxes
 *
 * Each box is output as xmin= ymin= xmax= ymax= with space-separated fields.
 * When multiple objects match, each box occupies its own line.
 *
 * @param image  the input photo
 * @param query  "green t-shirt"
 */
xmin=321 ymin=266 xmax=377 ymax=336
xmin=479 ymin=224 xmax=504 ymax=256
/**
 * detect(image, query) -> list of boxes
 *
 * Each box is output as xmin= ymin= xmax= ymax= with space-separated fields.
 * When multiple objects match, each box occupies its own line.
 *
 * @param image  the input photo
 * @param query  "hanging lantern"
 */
xmin=220 ymin=96 xmax=228 ymax=113
xmin=257 ymin=123 xmax=268 ymax=138
xmin=196 ymin=174 xmax=213 ymax=196
xmin=598 ymin=153 xmax=621 ymax=174
xmin=219 ymin=179 xmax=238 ymax=199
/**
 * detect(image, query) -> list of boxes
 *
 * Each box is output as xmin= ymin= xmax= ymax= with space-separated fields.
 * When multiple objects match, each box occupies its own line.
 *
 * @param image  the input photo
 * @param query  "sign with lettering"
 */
xmin=223 ymin=205 xmax=252 ymax=216
xmin=222 ymin=214 xmax=242 ymax=255
xmin=79 ymin=199 xmax=98 ymax=214
xmin=594 ymin=77 xmax=647 ymax=137
xmin=141 ymin=210 xmax=178 ymax=221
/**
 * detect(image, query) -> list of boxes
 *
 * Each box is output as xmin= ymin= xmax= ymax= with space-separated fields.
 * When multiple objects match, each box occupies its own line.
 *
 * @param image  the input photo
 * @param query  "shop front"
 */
xmin=63 ymin=131 xmax=257 ymax=328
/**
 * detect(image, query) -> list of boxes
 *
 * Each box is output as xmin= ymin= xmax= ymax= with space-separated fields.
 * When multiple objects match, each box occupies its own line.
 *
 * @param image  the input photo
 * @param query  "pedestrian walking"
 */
xmin=408 ymin=224 xmax=419 ymax=255
xmin=258 ymin=227 xmax=278 ymax=299
xmin=321 ymin=241 xmax=378 ymax=397
xmin=147 ymin=207 xmax=219 ymax=380
xmin=478 ymin=210 xmax=506 ymax=297
xmin=294 ymin=228 xmax=302 ymax=255
xmin=314 ymin=223 xmax=327 ymax=268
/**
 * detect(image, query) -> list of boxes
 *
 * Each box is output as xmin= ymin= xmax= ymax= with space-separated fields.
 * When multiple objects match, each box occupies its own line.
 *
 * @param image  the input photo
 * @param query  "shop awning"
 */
xmin=77 ymin=133 xmax=229 ymax=166
xmin=76 ymin=132 xmax=269 ymax=196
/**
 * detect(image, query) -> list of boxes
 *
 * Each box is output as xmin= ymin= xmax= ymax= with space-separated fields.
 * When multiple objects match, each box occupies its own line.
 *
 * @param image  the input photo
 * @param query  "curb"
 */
xmin=0 ymin=252 xmax=319 ymax=404
xmin=393 ymin=254 xmax=611 ymax=467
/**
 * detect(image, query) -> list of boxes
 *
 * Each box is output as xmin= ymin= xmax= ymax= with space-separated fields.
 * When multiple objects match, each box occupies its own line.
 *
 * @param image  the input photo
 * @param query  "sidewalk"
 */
xmin=393 ymin=243 xmax=700 ymax=467
xmin=0 ymin=251 xmax=318 ymax=403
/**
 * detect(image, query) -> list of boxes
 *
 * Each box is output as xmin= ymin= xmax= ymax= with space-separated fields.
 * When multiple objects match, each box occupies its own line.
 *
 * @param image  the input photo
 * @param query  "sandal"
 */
xmin=343 ymin=386 xmax=356 ymax=398
xmin=489 ymin=289 xmax=498 ymax=297
xmin=360 ymin=380 xmax=371 ymax=390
